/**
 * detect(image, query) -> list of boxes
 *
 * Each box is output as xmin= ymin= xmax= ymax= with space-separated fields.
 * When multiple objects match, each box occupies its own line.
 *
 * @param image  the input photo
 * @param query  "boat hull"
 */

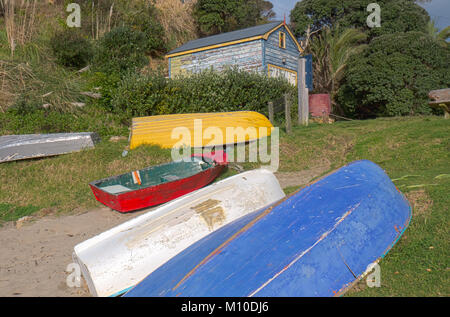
xmin=130 ymin=111 xmax=273 ymax=150
xmin=74 ymin=169 xmax=285 ymax=297
xmin=89 ymin=154 xmax=227 ymax=213
xmin=124 ymin=160 xmax=412 ymax=297
xmin=0 ymin=132 xmax=99 ymax=163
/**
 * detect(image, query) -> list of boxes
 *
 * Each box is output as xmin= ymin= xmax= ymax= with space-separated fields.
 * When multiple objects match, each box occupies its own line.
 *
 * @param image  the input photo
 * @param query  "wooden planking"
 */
xmin=264 ymin=25 xmax=300 ymax=74
xmin=262 ymin=23 xmax=303 ymax=52
xmin=268 ymin=64 xmax=297 ymax=86
xmin=168 ymin=25 xmax=302 ymax=84
xmin=170 ymin=40 xmax=264 ymax=78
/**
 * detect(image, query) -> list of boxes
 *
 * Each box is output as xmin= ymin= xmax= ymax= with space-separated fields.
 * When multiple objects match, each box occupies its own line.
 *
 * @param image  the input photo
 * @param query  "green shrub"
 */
xmin=85 ymin=71 xmax=122 ymax=112
xmin=7 ymin=94 xmax=41 ymax=116
xmin=338 ymin=32 xmax=450 ymax=118
xmin=93 ymin=26 xmax=148 ymax=75
xmin=121 ymin=0 xmax=167 ymax=56
xmin=194 ymin=0 xmax=275 ymax=36
xmin=110 ymin=68 xmax=296 ymax=120
xmin=110 ymin=71 xmax=167 ymax=119
xmin=290 ymin=0 xmax=429 ymax=39
xmin=1 ymin=98 xmax=127 ymax=138
xmin=50 ymin=29 xmax=93 ymax=68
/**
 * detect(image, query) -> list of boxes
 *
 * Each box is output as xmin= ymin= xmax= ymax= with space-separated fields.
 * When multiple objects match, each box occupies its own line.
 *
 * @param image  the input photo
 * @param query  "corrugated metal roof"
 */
xmin=167 ymin=21 xmax=283 ymax=55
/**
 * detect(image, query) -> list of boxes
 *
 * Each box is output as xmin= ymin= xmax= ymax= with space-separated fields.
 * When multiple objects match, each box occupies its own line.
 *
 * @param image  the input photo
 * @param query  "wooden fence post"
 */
xmin=268 ymin=101 xmax=274 ymax=124
xmin=298 ymin=57 xmax=309 ymax=126
xmin=285 ymin=93 xmax=292 ymax=134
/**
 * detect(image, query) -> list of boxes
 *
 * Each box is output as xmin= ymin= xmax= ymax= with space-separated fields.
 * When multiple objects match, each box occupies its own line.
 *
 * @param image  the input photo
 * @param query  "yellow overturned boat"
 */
xmin=130 ymin=111 xmax=273 ymax=150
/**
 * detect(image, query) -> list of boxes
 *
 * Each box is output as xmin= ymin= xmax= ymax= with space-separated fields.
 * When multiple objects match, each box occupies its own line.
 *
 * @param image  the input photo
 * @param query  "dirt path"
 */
xmin=0 ymin=168 xmax=329 ymax=297
xmin=0 ymin=207 xmax=150 ymax=297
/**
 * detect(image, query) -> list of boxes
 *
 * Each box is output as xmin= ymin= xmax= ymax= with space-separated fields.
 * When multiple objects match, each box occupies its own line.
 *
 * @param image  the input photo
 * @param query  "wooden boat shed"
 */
xmin=166 ymin=21 xmax=303 ymax=86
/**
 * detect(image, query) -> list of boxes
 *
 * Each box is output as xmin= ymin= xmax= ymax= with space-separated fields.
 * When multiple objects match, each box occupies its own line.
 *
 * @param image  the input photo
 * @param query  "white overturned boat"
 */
xmin=0 ymin=132 xmax=99 ymax=163
xmin=73 ymin=169 xmax=285 ymax=297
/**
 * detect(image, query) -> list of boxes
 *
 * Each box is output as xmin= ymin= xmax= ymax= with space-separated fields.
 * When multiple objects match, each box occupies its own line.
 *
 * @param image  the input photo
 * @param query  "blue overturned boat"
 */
xmin=124 ymin=160 xmax=412 ymax=297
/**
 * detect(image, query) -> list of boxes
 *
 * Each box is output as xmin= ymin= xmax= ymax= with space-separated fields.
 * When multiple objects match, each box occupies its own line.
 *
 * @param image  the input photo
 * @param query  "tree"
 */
xmin=290 ymin=0 xmax=429 ymax=39
xmin=120 ymin=0 xmax=167 ymax=56
xmin=426 ymin=20 xmax=450 ymax=47
xmin=194 ymin=0 xmax=275 ymax=36
xmin=337 ymin=32 xmax=450 ymax=118
xmin=77 ymin=0 xmax=167 ymax=56
xmin=308 ymin=26 xmax=367 ymax=114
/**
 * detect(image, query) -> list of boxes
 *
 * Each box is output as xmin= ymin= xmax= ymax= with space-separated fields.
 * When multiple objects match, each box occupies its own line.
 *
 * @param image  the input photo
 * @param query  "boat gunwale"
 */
xmin=131 ymin=110 xmax=270 ymax=122
xmin=89 ymin=155 xmax=221 ymax=197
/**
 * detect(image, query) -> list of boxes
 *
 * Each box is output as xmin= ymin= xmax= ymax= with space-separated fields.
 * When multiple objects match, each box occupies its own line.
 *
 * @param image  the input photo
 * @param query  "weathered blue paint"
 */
xmin=304 ymin=54 xmax=313 ymax=90
xmin=168 ymin=22 xmax=302 ymax=84
xmin=170 ymin=40 xmax=264 ymax=77
xmin=168 ymin=57 xmax=171 ymax=78
xmin=125 ymin=160 xmax=411 ymax=297
xmin=261 ymin=39 xmax=266 ymax=73
xmin=265 ymin=25 xmax=300 ymax=72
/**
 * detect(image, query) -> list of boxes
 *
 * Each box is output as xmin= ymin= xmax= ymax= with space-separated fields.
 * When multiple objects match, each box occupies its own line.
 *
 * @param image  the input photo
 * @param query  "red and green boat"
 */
xmin=89 ymin=151 xmax=227 ymax=213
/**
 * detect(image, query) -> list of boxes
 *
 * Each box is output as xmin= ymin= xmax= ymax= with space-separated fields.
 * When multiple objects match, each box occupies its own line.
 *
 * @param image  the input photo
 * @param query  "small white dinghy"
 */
xmin=73 ymin=169 xmax=285 ymax=297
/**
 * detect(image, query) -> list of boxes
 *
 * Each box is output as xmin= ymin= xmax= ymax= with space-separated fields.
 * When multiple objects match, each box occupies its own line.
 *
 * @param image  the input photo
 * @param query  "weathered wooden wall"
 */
xmin=264 ymin=25 xmax=300 ymax=85
xmin=169 ymin=25 xmax=301 ymax=85
xmin=169 ymin=40 xmax=264 ymax=77
xmin=264 ymin=26 xmax=299 ymax=72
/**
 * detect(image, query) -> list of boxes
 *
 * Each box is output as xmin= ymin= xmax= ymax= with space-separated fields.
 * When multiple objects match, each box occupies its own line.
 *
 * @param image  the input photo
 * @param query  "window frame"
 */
xmin=279 ymin=31 xmax=286 ymax=49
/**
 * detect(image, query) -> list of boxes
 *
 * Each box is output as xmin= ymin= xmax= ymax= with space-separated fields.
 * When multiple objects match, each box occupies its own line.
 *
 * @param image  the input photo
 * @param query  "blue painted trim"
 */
xmin=381 ymin=205 xmax=412 ymax=259
xmin=168 ymin=57 xmax=171 ymax=78
xmin=261 ymin=39 xmax=266 ymax=73
xmin=109 ymin=286 xmax=133 ymax=297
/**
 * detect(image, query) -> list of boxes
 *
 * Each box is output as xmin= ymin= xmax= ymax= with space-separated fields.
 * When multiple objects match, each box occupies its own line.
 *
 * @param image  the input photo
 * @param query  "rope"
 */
xmin=329 ymin=113 xmax=353 ymax=121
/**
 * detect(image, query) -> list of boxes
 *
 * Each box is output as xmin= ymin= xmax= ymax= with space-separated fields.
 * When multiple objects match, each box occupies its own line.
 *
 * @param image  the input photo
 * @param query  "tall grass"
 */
xmin=0 ymin=2 xmax=86 ymax=112
xmin=88 ymin=0 xmax=116 ymax=40
xmin=0 ymin=55 xmax=87 ymax=111
xmin=1 ymin=0 xmax=38 ymax=57
xmin=154 ymin=0 xmax=198 ymax=47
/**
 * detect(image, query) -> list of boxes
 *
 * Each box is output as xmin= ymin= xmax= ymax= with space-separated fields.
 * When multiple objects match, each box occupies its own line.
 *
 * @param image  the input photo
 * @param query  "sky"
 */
xmin=271 ymin=0 xmax=450 ymax=30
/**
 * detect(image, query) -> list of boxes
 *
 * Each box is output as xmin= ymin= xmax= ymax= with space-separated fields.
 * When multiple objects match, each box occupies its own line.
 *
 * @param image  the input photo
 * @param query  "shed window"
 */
xmin=279 ymin=32 xmax=286 ymax=49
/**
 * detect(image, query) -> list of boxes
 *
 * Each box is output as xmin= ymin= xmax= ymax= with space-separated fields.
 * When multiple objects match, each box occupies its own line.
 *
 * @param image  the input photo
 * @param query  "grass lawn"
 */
xmin=0 ymin=115 xmax=448 ymax=296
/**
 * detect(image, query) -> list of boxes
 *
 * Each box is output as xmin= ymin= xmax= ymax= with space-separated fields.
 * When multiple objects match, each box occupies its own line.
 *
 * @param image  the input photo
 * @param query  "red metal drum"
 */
xmin=309 ymin=94 xmax=331 ymax=117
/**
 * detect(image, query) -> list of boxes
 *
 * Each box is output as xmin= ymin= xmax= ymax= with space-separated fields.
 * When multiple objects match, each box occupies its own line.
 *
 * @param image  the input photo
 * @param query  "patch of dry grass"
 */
xmin=406 ymin=190 xmax=433 ymax=218
xmin=154 ymin=0 xmax=198 ymax=47
xmin=1 ymin=0 xmax=38 ymax=57
xmin=0 ymin=57 xmax=86 ymax=111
